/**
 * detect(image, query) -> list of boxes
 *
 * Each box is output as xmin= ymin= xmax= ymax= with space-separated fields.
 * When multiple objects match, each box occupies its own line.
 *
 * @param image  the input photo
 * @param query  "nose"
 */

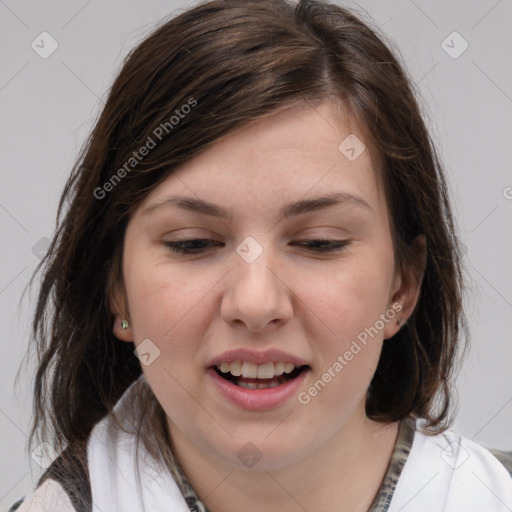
xmin=221 ymin=238 xmax=294 ymax=334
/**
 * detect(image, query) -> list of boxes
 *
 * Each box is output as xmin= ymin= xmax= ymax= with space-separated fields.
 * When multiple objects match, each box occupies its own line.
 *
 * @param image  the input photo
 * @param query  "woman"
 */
xmin=12 ymin=0 xmax=512 ymax=510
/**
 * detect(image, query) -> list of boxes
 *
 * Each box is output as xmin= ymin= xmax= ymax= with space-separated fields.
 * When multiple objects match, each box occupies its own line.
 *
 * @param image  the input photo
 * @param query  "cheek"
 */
xmin=298 ymin=255 xmax=394 ymax=344
xmin=124 ymin=265 xmax=214 ymax=411
xmin=296 ymin=265 xmax=389 ymax=416
xmin=124 ymin=261 xmax=216 ymax=361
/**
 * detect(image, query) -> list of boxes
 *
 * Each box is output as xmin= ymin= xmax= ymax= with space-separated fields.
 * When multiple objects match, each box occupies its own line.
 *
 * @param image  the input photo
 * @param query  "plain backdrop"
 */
xmin=1 ymin=0 xmax=511 ymax=508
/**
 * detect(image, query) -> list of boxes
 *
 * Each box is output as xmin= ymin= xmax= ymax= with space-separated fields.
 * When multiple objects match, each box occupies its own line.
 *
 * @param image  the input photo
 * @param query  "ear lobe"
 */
xmin=383 ymin=235 xmax=427 ymax=340
xmin=109 ymin=286 xmax=133 ymax=342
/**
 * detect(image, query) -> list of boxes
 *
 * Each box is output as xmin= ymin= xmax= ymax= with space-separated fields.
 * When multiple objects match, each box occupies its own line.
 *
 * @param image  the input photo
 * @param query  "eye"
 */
xmin=164 ymin=238 xmax=350 ymax=255
xmin=292 ymin=239 xmax=350 ymax=253
xmin=164 ymin=238 xmax=221 ymax=254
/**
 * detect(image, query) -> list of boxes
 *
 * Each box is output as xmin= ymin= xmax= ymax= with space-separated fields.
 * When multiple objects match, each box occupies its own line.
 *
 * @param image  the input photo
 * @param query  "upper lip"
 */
xmin=207 ymin=348 xmax=309 ymax=368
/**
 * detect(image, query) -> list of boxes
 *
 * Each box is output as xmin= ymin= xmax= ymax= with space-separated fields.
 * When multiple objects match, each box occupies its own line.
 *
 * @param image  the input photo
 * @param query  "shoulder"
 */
xmin=9 ymin=479 xmax=75 ymax=512
xmin=390 ymin=424 xmax=512 ymax=511
xmin=9 ymin=441 xmax=91 ymax=512
xmin=488 ymin=447 xmax=512 ymax=477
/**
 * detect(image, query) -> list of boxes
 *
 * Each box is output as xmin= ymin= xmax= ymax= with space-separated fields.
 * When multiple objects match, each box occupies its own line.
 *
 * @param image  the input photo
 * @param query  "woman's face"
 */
xmin=114 ymin=100 xmax=413 ymax=470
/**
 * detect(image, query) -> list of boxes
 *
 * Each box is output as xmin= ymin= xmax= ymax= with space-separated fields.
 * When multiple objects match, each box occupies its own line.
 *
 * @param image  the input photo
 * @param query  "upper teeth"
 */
xmin=218 ymin=361 xmax=296 ymax=379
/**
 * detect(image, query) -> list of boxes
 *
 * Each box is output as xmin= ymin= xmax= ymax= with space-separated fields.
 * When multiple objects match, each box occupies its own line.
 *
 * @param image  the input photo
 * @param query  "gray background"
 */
xmin=1 ymin=0 xmax=511 ymax=507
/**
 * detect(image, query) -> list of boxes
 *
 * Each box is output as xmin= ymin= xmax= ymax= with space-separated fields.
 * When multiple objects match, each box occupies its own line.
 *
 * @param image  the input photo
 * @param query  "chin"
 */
xmin=211 ymin=427 xmax=320 ymax=471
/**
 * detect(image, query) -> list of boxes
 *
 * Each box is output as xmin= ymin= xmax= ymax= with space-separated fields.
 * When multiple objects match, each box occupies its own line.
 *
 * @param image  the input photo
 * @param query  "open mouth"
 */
xmin=213 ymin=361 xmax=309 ymax=389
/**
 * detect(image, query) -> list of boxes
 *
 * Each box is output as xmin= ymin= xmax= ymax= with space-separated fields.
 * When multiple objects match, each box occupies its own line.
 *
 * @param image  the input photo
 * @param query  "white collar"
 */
xmin=87 ymin=377 xmax=190 ymax=512
xmin=389 ymin=424 xmax=512 ymax=511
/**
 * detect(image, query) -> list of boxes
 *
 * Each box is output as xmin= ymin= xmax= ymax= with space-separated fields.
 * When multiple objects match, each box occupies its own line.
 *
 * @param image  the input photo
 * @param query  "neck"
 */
xmin=169 ymin=407 xmax=399 ymax=512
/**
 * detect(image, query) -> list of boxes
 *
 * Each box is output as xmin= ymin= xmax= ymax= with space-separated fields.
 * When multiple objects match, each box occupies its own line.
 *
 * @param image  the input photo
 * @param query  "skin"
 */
xmin=112 ymin=99 xmax=424 ymax=512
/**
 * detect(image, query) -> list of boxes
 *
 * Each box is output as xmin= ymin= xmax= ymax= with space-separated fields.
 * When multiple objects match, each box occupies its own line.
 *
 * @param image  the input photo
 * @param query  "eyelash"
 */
xmin=163 ymin=238 xmax=350 ymax=255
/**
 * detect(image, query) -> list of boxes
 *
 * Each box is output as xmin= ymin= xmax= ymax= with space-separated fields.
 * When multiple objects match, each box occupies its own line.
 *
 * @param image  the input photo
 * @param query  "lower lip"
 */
xmin=207 ymin=367 xmax=308 ymax=411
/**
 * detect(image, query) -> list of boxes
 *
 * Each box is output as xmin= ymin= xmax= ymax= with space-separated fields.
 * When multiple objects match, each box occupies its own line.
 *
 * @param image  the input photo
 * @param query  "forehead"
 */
xmin=138 ymin=100 xmax=386 ymax=220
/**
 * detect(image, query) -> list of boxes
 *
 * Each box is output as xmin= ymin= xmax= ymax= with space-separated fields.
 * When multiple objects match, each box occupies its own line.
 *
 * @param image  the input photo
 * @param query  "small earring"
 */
xmin=397 ymin=317 xmax=403 ymax=326
xmin=121 ymin=320 xmax=129 ymax=330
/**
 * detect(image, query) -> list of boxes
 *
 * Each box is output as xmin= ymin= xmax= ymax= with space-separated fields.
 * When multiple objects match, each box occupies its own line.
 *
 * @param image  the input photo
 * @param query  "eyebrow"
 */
xmin=143 ymin=192 xmax=372 ymax=221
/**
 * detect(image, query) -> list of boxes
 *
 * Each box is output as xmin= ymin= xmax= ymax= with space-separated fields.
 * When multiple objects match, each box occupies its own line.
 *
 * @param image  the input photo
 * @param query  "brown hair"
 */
xmin=24 ymin=0 xmax=467 ymax=480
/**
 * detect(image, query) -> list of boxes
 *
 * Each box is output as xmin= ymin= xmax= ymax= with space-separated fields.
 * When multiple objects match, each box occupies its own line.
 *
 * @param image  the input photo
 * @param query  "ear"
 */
xmin=109 ymin=282 xmax=133 ymax=343
xmin=383 ymin=235 xmax=427 ymax=340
